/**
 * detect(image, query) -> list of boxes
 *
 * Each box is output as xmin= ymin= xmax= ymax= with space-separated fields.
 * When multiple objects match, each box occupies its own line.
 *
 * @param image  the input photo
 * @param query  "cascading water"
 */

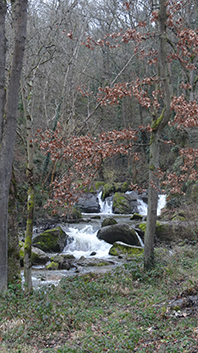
xmin=137 ymin=194 xmax=166 ymax=216
xmin=97 ymin=191 xmax=113 ymax=214
xmin=62 ymin=192 xmax=166 ymax=258
xmin=62 ymin=224 xmax=112 ymax=259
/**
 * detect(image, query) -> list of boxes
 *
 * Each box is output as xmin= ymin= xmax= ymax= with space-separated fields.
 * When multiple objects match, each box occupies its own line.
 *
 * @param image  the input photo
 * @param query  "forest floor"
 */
xmin=0 ymin=243 xmax=198 ymax=352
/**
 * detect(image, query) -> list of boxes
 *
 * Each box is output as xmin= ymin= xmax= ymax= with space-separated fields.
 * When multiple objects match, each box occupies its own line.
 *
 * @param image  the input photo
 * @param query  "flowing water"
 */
xmin=30 ymin=193 xmax=166 ymax=288
xmin=61 ymin=193 xmax=166 ymax=258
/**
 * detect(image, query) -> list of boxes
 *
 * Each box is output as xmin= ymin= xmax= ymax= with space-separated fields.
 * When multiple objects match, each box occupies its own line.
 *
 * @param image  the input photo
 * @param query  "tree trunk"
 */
xmin=144 ymin=0 xmax=171 ymax=269
xmin=8 ymin=168 xmax=20 ymax=284
xmin=24 ymin=111 xmax=34 ymax=291
xmin=0 ymin=0 xmax=28 ymax=292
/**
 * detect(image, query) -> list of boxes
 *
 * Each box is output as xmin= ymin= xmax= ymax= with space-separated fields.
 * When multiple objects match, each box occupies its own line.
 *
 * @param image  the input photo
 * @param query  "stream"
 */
xmin=28 ymin=193 xmax=166 ymax=288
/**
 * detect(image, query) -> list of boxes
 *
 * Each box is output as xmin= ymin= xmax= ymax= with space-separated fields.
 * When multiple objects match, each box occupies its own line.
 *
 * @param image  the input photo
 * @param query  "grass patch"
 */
xmin=0 ymin=244 xmax=198 ymax=352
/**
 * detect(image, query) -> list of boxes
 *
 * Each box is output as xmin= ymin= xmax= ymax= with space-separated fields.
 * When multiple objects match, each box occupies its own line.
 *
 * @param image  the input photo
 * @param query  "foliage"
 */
xmin=0 ymin=244 xmax=198 ymax=352
xmin=37 ymin=124 xmax=139 ymax=215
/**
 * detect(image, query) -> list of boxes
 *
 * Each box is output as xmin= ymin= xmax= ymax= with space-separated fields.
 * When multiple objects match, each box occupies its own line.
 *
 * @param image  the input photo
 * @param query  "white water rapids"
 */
xmin=62 ymin=193 xmax=166 ymax=259
xmin=30 ymin=193 xmax=166 ymax=288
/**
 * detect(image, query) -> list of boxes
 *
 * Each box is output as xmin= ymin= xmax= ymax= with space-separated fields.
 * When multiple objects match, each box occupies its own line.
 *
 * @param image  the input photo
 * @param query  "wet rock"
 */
xmin=33 ymin=226 xmax=68 ymax=252
xmin=46 ymin=261 xmax=59 ymax=270
xmin=130 ymin=213 xmax=143 ymax=221
xmin=113 ymin=192 xmax=138 ymax=214
xmin=19 ymin=244 xmax=50 ymax=266
xmin=76 ymin=256 xmax=114 ymax=267
xmin=97 ymin=224 xmax=142 ymax=246
xmin=50 ymin=254 xmax=76 ymax=270
xmin=76 ymin=193 xmax=100 ymax=213
xmin=109 ymin=242 xmax=144 ymax=257
xmin=101 ymin=217 xmax=117 ymax=227
xmin=31 ymin=247 xmax=50 ymax=265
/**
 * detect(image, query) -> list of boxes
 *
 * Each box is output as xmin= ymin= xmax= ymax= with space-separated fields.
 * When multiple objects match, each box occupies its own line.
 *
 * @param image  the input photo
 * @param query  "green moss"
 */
xmin=102 ymin=217 xmax=117 ymax=227
xmin=95 ymin=181 xmax=105 ymax=190
xmin=109 ymin=243 xmax=144 ymax=257
xmin=151 ymin=108 xmax=165 ymax=131
xmin=87 ymin=261 xmax=110 ymax=267
xmin=19 ymin=247 xmax=24 ymax=259
xmin=102 ymin=183 xmax=115 ymax=200
xmin=138 ymin=221 xmax=167 ymax=235
xmin=46 ymin=261 xmax=59 ymax=270
xmin=31 ymin=252 xmax=40 ymax=264
xmin=130 ymin=213 xmax=143 ymax=221
xmin=138 ymin=223 xmax=146 ymax=233
xmin=113 ymin=192 xmax=131 ymax=214
xmin=121 ymin=181 xmax=129 ymax=193
xmin=33 ymin=226 xmax=66 ymax=252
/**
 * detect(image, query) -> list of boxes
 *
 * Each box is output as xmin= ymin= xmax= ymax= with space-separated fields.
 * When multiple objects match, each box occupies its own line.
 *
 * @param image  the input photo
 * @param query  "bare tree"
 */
xmin=0 ymin=0 xmax=28 ymax=292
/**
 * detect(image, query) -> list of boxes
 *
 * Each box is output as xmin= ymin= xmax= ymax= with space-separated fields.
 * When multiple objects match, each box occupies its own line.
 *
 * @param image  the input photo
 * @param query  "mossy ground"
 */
xmin=1 ymin=244 xmax=198 ymax=352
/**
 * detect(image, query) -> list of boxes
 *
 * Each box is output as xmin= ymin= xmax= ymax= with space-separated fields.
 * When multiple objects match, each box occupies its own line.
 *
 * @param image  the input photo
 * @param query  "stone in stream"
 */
xmin=97 ymin=224 xmax=142 ymax=246
xmin=33 ymin=226 xmax=68 ymax=252
xmin=109 ymin=242 xmax=144 ymax=257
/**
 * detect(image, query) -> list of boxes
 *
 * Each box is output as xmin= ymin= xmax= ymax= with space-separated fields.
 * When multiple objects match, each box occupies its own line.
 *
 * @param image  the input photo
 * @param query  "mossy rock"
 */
xmin=46 ymin=261 xmax=59 ymax=270
xmin=19 ymin=243 xmax=50 ymax=266
xmin=33 ymin=226 xmax=68 ymax=253
xmin=138 ymin=221 xmax=197 ymax=243
xmin=138 ymin=222 xmax=146 ymax=233
xmin=113 ymin=192 xmax=133 ymax=214
xmin=49 ymin=254 xmax=76 ymax=269
xmin=95 ymin=181 xmax=105 ymax=190
xmin=130 ymin=213 xmax=143 ymax=221
xmin=31 ymin=247 xmax=50 ymax=265
xmin=102 ymin=183 xmax=116 ymax=200
xmin=91 ymin=215 xmax=101 ymax=220
xmin=121 ymin=181 xmax=129 ymax=193
xmin=101 ymin=217 xmax=117 ymax=227
xmin=109 ymin=242 xmax=144 ymax=257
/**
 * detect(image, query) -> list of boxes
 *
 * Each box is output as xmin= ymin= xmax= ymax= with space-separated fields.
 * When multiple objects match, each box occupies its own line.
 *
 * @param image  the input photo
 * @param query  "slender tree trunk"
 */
xmin=144 ymin=130 xmax=160 ymax=268
xmin=8 ymin=168 xmax=20 ymax=284
xmin=144 ymin=0 xmax=171 ymax=269
xmin=24 ymin=112 xmax=34 ymax=291
xmin=0 ymin=0 xmax=28 ymax=292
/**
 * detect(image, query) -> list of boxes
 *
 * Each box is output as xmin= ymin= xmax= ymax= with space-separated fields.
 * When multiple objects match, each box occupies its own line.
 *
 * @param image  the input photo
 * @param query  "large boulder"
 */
xmin=112 ymin=192 xmax=138 ymax=214
xmin=97 ymin=224 xmax=142 ymax=246
xmin=76 ymin=193 xmax=100 ymax=213
xmin=33 ymin=226 xmax=68 ymax=252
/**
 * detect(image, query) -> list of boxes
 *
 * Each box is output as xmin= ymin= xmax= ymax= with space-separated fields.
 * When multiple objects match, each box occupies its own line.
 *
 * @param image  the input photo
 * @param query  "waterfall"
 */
xmin=61 ymin=192 xmax=166 ymax=259
xmin=97 ymin=191 xmax=113 ymax=214
xmin=137 ymin=194 xmax=166 ymax=216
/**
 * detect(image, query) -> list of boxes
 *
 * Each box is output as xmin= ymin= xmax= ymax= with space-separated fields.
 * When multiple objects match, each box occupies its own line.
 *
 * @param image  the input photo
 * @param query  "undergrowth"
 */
xmin=0 ymin=244 xmax=198 ymax=352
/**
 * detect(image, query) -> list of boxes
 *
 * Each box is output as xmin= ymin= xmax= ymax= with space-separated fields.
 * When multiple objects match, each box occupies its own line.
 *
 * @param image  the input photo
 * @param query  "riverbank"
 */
xmin=1 ymin=243 xmax=198 ymax=352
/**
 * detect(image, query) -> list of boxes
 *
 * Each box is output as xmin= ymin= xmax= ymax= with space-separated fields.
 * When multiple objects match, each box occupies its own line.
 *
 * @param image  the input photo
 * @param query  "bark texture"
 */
xmin=8 ymin=168 xmax=20 ymax=284
xmin=0 ymin=0 xmax=28 ymax=292
xmin=24 ymin=113 xmax=34 ymax=291
xmin=144 ymin=0 xmax=171 ymax=269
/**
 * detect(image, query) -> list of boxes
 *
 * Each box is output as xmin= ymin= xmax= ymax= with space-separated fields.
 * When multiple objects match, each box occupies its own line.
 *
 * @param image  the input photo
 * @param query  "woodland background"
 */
xmin=10 ymin=0 xmax=198 ymax=225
